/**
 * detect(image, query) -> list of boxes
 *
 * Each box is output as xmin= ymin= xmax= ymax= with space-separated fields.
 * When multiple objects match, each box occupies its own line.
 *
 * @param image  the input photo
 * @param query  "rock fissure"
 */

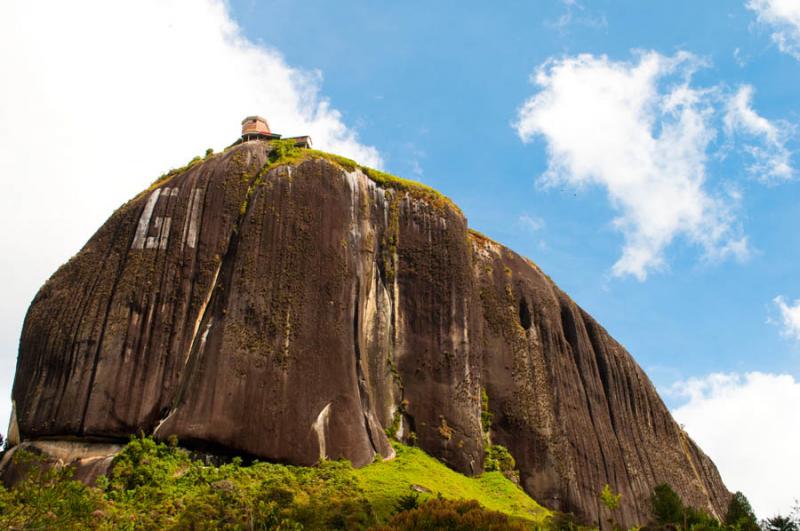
xmin=78 ymin=208 xmax=140 ymax=435
xmin=353 ymin=278 xmax=379 ymax=456
xmin=159 ymin=159 xmax=269 ymax=425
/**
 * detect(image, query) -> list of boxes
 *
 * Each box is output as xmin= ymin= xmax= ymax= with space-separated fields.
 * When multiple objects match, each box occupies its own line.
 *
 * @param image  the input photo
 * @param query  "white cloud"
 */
xmin=747 ymin=0 xmax=800 ymax=59
xmin=514 ymin=51 xmax=792 ymax=280
xmin=670 ymin=372 xmax=800 ymax=519
xmin=0 ymin=0 xmax=380 ymax=436
xmin=724 ymin=85 xmax=794 ymax=183
xmin=518 ymin=213 xmax=545 ymax=233
xmin=515 ymin=52 xmax=750 ymax=280
xmin=548 ymin=0 xmax=608 ymax=32
xmin=773 ymin=296 xmax=800 ymax=340
xmin=733 ymin=47 xmax=748 ymax=67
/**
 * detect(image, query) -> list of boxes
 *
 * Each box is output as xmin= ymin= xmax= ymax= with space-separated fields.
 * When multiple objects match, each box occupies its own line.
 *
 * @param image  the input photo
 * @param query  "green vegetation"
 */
xmin=141 ymin=139 xmax=458 ymax=220
xmin=0 ymin=435 xmax=553 ymax=529
xmin=468 ymin=228 xmax=499 ymax=247
xmin=645 ymin=483 xmax=762 ymax=530
xmin=480 ymin=387 xmax=493 ymax=433
xmin=383 ymin=401 xmax=406 ymax=440
xmin=378 ymin=498 xmax=529 ymax=530
xmin=0 ymin=450 xmax=103 ymax=529
xmin=146 ymin=153 xmax=208 ymax=192
xmin=650 ymin=483 xmax=684 ymax=525
xmin=261 ymin=140 xmax=459 ymax=213
xmin=725 ymin=491 xmax=760 ymax=531
xmin=763 ymin=515 xmax=799 ymax=531
xmin=354 ymin=441 xmax=549 ymax=525
xmin=483 ymin=444 xmax=516 ymax=475
xmin=599 ymin=484 xmax=622 ymax=529
xmin=478 ymin=386 xmax=518 ymax=481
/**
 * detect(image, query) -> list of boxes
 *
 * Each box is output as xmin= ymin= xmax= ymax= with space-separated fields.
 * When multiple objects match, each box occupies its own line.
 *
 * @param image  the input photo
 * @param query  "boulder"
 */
xmin=9 ymin=141 xmax=729 ymax=526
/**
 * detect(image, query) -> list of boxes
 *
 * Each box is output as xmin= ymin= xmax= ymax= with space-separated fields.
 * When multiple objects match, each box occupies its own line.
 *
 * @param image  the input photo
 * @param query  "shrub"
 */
xmin=481 ymin=387 xmax=493 ymax=433
xmin=545 ymin=511 xmax=583 ymax=530
xmin=599 ymin=484 xmax=622 ymax=530
xmin=685 ymin=506 xmax=722 ymax=529
xmin=650 ymin=483 xmax=683 ymax=524
xmin=645 ymin=482 xmax=724 ymax=530
xmin=599 ymin=483 xmax=621 ymax=512
xmin=763 ymin=515 xmax=800 ymax=531
xmin=268 ymin=138 xmax=302 ymax=164
xmin=0 ymin=436 xmax=550 ymax=529
xmin=725 ymin=491 xmax=759 ymax=531
xmin=0 ymin=450 xmax=103 ymax=529
xmin=393 ymin=490 xmax=420 ymax=513
xmin=379 ymin=498 xmax=528 ymax=530
xmin=484 ymin=444 xmax=515 ymax=474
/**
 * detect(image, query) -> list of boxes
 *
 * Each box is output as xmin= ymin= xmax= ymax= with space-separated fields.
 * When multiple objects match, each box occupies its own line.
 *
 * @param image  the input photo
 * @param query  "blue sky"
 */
xmin=2 ymin=0 xmax=799 ymax=519
xmin=228 ymin=0 xmax=800 ymax=385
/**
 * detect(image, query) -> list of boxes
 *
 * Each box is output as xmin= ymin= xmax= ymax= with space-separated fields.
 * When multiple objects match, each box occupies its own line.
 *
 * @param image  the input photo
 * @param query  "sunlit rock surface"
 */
xmin=9 ymin=141 xmax=729 ymax=526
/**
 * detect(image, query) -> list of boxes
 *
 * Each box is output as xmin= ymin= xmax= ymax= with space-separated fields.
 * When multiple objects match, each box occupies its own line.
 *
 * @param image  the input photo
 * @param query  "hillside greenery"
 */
xmin=642 ymin=482 xmax=766 ymax=531
xmin=0 ymin=435 xmax=560 ymax=530
xmin=0 ymin=437 xmax=786 ymax=530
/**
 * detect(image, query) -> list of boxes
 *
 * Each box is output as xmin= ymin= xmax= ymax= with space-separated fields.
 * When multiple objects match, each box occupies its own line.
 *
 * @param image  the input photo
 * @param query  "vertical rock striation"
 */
xmin=9 ymin=141 xmax=728 ymax=527
xmin=470 ymin=233 xmax=730 ymax=525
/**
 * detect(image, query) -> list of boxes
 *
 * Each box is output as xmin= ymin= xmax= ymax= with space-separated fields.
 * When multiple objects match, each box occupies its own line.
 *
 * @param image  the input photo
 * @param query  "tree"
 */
xmin=650 ymin=483 xmax=683 ymax=525
xmin=684 ymin=506 xmax=721 ymax=530
xmin=763 ymin=515 xmax=799 ymax=531
xmin=724 ymin=491 xmax=759 ymax=531
xmin=393 ymin=490 xmax=420 ymax=513
xmin=484 ymin=444 xmax=516 ymax=474
xmin=384 ymin=498 xmax=528 ymax=530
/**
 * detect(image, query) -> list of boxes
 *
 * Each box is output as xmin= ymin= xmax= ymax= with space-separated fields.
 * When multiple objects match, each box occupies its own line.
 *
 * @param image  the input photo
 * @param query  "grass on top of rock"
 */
xmin=0 ymin=435 xmax=560 ymax=530
xmin=142 ymin=139 xmax=458 ymax=214
xmin=262 ymin=139 xmax=459 ymax=213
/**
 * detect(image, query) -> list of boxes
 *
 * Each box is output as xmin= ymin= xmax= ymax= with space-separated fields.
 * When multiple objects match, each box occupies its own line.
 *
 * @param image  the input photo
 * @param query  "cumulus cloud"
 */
xmin=724 ymin=86 xmax=794 ymax=183
xmin=772 ymin=296 xmax=800 ymax=340
xmin=747 ymin=0 xmax=800 ymax=59
xmin=514 ymin=51 xmax=791 ymax=280
xmin=0 ymin=0 xmax=380 ymax=434
xmin=670 ymin=372 xmax=800 ymax=519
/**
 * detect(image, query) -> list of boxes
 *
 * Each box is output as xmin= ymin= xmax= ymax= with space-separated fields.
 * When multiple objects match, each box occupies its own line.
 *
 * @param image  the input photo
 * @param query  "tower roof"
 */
xmin=241 ymin=115 xmax=268 ymax=125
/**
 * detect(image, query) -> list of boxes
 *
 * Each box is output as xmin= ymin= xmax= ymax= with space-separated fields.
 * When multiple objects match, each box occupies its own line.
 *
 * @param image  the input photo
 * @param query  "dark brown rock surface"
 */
xmin=10 ymin=141 xmax=729 ymax=526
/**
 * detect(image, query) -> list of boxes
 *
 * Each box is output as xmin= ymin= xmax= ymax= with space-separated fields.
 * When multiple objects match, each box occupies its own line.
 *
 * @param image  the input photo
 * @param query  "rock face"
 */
xmin=10 ymin=141 xmax=729 ymax=526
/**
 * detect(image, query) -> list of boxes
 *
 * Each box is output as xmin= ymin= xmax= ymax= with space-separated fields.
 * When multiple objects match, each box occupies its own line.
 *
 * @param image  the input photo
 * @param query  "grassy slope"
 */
xmin=356 ymin=443 xmax=551 ymax=525
xmin=0 ymin=437 xmax=552 ymax=529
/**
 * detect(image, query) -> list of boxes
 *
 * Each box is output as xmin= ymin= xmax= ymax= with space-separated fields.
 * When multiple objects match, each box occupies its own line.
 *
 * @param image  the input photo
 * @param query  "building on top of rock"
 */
xmin=241 ymin=115 xmax=279 ymax=141
xmin=237 ymin=115 xmax=312 ymax=148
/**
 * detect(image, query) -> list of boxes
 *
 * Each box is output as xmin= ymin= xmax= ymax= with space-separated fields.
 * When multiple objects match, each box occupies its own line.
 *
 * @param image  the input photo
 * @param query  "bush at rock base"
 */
xmin=0 ymin=436 xmax=558 ymax=529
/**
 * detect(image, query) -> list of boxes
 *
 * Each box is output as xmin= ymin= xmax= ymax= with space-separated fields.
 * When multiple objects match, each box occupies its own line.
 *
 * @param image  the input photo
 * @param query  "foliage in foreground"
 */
xmin=377 ymin=498 xmax=528 ymax=530
xmin=724 ymin=491 xmax=760 ymax=531
xmin=0 ymin=436 xmax=557 ymax=530
xmin=643 ymin=483 xmax=765 ymax=531
xmin=1 ymin=437 xmax=374 ymax=529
